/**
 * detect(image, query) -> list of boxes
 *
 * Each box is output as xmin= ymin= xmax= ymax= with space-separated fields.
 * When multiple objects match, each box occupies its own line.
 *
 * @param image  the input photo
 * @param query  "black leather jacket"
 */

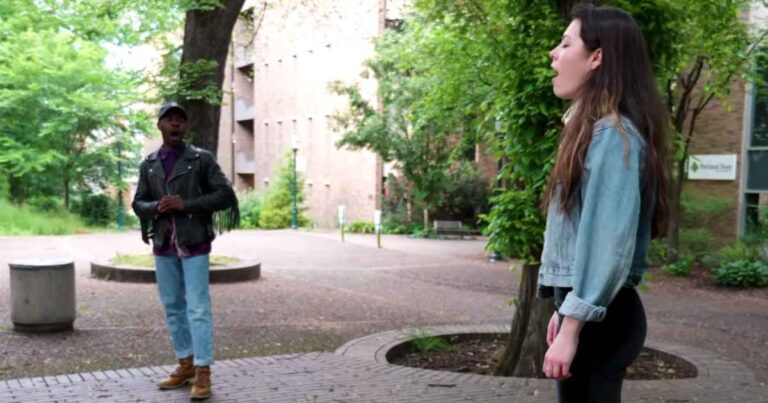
xmin=132 ymin=142 xmax=238 ymax=249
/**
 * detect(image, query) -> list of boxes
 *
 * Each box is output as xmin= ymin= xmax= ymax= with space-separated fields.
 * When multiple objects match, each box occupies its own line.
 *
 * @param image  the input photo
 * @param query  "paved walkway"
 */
xmin=0 ymin=230 xmax=767 ymax=401
xmin=0 ymin=324 xmax=764 ymax=402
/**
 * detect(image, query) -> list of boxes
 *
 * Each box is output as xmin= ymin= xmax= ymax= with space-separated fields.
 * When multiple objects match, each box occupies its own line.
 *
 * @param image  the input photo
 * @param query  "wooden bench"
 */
xmin=431 ymin=220 xmax=478 ymax=239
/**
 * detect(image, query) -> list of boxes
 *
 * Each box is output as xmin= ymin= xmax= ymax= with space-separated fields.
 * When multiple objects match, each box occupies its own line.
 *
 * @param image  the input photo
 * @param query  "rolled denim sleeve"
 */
xmin=559 ymin=125 xmax=642 ymax=322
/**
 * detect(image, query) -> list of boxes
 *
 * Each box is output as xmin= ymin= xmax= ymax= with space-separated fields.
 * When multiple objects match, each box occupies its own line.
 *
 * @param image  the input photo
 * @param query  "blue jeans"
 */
xmin=155 ymin=254 xmax=213 ymax=366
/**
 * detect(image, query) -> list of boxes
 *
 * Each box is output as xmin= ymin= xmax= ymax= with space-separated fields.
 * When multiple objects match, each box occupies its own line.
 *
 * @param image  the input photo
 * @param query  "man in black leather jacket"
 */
xmin=132 ymin=102 xmax=238 ymax=401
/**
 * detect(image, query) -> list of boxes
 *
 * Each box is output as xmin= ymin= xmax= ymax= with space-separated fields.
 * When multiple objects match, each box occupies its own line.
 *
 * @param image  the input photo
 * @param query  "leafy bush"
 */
xmin=743 ymin=205 xmax=768 ymax=256
xmin=381 ymin=222 xmax=421 ymax=235
xmin=238 ymin=191 xmax=264 ymax=229
xmin=663 ymin=254 xmax=694 ymax=277
xmin=648 ymin=239 xmax=668 ymax=267
xmin=0 ymin=198 xmax=87 ymax=235
xmin=381 ymin=174 xmax=423 ymax=227
xmin=27 ymin=196 xmax=63 ymax=213
xmin=77 ymin=194 xmax=114 ymax=226
xmin=719 ymin=240 xmax=761 ymax=263
xmin=712 ymin=260 xmax=768 ymax=287
xmin=346 ymin=221 xmax=375 ymax=233
xmin=680 ymin=190 xmax=732 ymax=229
xmin=679 ymin=228 xmax=711 ymax=258
xmin=408 ymin=329 xmax=453 ymax=353
xmin=436 ymin=162 xmax=490 ymax=226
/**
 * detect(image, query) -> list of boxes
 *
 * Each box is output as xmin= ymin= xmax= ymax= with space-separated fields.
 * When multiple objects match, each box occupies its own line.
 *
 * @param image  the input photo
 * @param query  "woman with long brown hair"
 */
xmin=537 ymin=3 xmax=669 ymax=402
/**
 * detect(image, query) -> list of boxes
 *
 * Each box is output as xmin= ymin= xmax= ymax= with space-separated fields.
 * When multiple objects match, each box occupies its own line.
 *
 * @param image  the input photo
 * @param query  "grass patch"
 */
xmin=112 ymin=253 xmax=240 ymax=268
xmin=0 ymin=198 xmax=91 ymax=235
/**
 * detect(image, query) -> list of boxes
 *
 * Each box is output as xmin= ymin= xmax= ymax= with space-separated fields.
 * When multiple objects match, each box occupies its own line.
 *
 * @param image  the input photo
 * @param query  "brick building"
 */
xmin=685 ymin=2 xmax=768 ymax=240
xmin=215 ymin=0 xmax=406 ymax=228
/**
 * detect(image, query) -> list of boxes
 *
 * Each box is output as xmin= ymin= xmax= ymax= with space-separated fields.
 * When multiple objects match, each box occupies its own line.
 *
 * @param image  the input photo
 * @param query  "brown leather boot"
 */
xmin=158 ymin=356 xmax=195 ymax=390
xmin=189 ymin=366 xmax=211 ymax=401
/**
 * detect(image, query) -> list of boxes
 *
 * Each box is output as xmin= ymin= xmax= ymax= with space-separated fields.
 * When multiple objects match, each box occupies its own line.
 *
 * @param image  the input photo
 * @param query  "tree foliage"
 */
xmin=0 ymin=0 xmax=152 ymax=207
xmin=258 ymin=153 xmax=309 ymax=229
xmin=655 ymin=0 xmax=764 ymax=261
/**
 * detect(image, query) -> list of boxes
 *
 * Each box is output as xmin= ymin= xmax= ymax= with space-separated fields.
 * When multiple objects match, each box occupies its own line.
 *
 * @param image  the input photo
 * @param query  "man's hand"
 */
xmin=543 ymin=315 xmax=583 ymax=380
xmin=158 ymin=195 xmax=185 ymax=213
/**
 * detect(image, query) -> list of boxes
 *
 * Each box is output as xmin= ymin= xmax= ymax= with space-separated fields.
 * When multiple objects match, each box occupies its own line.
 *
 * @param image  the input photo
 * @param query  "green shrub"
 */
xmin=347 ymin=221 xmax=375 ymax=233
xmin=0 ymin=198 xmax=87 ymax=235
xmin=699 ymin=251 xmax=721 ymax=269
xmin=238 ymin=191 xmax=264 ymax=229
xmin=663 ymin=254 xmax=694 ymax=277
xmin=680 ymin=190 xmax=732 ymax=229
xmin=743 ymin=205 xmax=768 ymax=255
xmin=408 ymin=329 xmax=453 ymax=353
xmin=77 ymin=194 xmax=114 ymax=226
xmin=712 ymin=260 xmax=768 ymax=287
xmin=258 ymin=153 xmax=309 ymax=229
xmin=648 ymin=239 xmax=668 ymax=267
xmin=719 ymin=240 xmax=761 ymax=263
xmin=124 ymin=212 xmax=139 ymax=229
xmin=27 ymin=196 xmax=63 ymax=213
xmin=437 ymin=162 xmax=490 ymax=226
xmin=381 ymin=221 xmax=421 ymax=235
xmin=679 ymin=228 xmax=711 ymax=258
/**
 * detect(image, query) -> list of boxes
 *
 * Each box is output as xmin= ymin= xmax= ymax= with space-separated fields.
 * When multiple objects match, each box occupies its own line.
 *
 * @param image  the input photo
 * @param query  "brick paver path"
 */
xmin=1 ymin=324 xmax=765 ymax=402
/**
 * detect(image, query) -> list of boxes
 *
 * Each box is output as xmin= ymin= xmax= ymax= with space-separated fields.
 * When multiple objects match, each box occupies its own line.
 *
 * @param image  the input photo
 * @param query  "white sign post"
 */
xmin=338 ymin=205 xmax=346 ymax=242
xmin=374 ymin=210 xmax=382 ymax=248
xmin=687 ymin=154 xmax=738 ymax=181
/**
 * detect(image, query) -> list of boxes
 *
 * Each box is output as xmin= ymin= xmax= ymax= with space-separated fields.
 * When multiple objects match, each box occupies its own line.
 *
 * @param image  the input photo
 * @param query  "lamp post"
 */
xmin=291 ymin=137 xmax=298 ymax=229
xmin=116 ymin=141 xmax=125 ymax=231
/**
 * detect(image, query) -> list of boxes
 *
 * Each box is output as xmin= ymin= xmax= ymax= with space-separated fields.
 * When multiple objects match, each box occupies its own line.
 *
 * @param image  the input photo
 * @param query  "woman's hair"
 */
xmin=543 ymin=3 xmax=670 ymax=238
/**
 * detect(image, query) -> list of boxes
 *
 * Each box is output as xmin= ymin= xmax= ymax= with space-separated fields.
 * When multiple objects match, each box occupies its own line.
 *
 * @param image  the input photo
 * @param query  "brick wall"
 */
xmin=683 ymin=79 xmax=745 ymax=243
xmin=218 ymin=0 xmax=395 ymax=227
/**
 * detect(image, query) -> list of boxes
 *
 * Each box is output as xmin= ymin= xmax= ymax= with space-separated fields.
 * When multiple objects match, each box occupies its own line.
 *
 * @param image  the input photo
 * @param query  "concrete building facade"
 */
xmin=217 ymin=0 xmax=410 ymax=228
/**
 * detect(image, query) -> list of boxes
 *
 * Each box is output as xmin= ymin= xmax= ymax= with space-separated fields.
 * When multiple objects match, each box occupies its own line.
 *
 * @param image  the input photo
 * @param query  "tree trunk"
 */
xmin=63 ymin=177 xmax=70 ymax=211
xmin=8 ymin=175 xmax=25 ymax=204
xmin=495 ymin=262 xmax=554 ymax=376
xmin=180 ymin=0 xmax=246 ymax=155
xmin=423 ymin=208 xmax=429 ymax=232
xmin=494 ymin=0 xmax=567 ymax=378
xmin=555 ymin=0 xmax=578 ymax=19
xmin=666 ymin=158 xmax=686 ymax=263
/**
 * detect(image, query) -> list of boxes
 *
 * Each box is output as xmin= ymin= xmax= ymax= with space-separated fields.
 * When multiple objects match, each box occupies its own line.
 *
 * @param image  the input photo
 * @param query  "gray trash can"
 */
xmin=9 ymin=258 xmax=75 ymax=332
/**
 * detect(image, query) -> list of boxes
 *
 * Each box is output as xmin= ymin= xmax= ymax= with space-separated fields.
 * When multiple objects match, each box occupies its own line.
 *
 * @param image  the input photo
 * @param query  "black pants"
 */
xmin=556 ymin=287 xmax=646 ymax=403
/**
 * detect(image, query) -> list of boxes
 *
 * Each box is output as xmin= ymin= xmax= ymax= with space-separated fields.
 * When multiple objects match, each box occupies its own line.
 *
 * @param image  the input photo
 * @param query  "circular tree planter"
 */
xmin=91 ymin=256 xmax=260 ymax=284
xmin=336 ymin=325 xmax=705 ymax=381
xmin=386 ymin=332 xmax=697 ymax=380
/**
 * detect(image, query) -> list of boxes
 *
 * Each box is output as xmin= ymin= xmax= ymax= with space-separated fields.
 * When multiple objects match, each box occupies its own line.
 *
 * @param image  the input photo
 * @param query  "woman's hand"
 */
xmin=543 ymin=315 xmax=584 ymax=380
xmin=546 ymin=312 xmax=559 ymax=346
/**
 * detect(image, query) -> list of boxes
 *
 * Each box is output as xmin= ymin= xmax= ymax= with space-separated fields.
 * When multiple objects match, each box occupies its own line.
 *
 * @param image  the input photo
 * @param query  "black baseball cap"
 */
xmin=158 ymin=102 xmax=188 ymax=121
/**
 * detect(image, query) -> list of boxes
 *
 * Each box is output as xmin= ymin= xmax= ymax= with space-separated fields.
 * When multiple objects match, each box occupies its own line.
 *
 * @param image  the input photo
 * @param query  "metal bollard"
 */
xmin=9 ymin=258 xmax=76 ymax=332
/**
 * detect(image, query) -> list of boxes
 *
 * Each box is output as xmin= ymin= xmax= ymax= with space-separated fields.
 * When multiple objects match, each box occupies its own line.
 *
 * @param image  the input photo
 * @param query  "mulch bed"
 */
xmin=390 ymin=334 xmax=697 ymax=380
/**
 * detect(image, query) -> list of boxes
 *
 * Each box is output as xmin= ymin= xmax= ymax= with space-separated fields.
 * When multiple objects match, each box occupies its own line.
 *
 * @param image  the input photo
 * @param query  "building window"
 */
xmin=748 ymin=60 xmax=768 ymax=192
xmin=744 ymin=50 xmax=768 ymax=234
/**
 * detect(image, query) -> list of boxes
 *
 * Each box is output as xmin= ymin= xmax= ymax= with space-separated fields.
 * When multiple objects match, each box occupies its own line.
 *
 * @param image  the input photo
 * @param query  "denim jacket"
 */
xmin=537 ymin=117 xmax=653 ymax=322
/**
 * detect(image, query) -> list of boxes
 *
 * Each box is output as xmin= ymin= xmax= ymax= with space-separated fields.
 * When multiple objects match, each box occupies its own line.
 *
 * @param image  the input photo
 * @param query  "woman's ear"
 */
xmin=589 ymin=48 xmax=602 ymax=70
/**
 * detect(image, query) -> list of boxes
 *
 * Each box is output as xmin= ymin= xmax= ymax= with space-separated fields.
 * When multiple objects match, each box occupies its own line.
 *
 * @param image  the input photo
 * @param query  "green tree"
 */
xmin=330 ymin=8 xmax=489 ymax=230
xmin=258 ymin=153 xmax=309 ymax=229
xmin=0 ymin=4 xmax=149 ymax=207
xmin=657 ymin=0 xmax=767 ymax=262
xmin=361 ymin=0 xmax=686 ymax=376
